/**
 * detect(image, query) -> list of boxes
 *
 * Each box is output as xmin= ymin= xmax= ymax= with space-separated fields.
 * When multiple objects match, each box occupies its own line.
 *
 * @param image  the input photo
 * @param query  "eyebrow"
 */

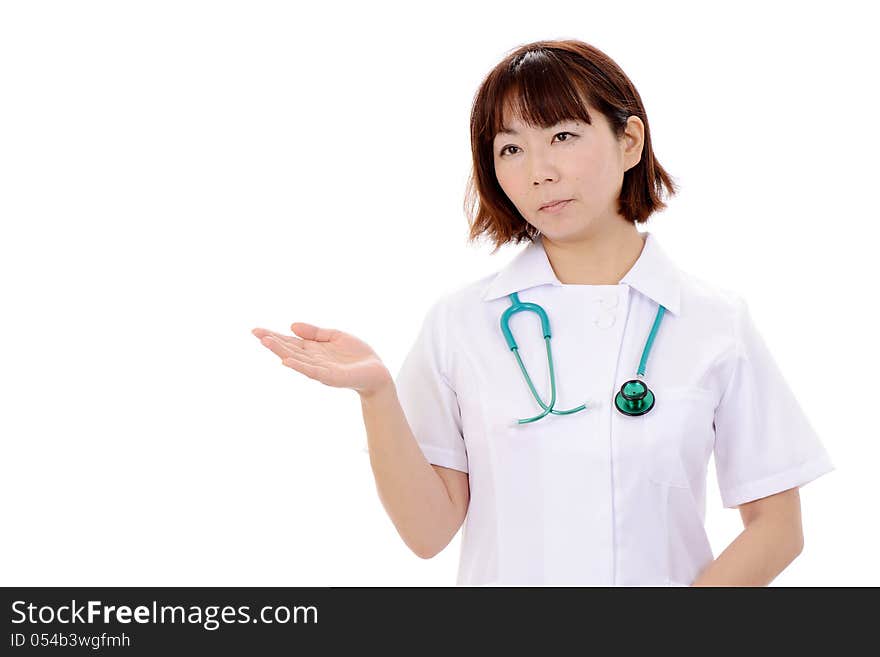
xmin=496 ymin=120 xmax=577 ymax=137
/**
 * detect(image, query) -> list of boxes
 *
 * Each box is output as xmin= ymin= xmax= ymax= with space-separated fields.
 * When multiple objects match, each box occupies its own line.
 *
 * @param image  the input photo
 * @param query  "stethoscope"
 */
xmin=500 ymin=291 xmax=666 ymax=424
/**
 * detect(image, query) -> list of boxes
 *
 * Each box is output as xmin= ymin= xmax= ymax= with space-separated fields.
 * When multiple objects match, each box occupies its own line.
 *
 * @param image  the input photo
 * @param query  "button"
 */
xmin=599 ymin=293 xmax=619 ymax=309
xmin=593 ymin=312 xmax=616 ymax=329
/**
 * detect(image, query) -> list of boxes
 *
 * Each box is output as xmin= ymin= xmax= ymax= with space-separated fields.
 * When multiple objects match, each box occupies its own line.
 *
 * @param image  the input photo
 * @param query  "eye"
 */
xmin=498 ymin=131 xmax=578 ymax=157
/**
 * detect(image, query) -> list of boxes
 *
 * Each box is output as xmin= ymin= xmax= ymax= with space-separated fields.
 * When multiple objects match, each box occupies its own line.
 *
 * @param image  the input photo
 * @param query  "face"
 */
xmin=492 ymin=102 xmax=645 ymax=243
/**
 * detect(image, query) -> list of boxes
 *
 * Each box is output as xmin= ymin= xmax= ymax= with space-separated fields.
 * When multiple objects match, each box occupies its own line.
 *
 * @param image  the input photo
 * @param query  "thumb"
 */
xmin=291 ymin=322 xmax=334 ymax=342
xmin=290 ymin=322 xmax=316 ymax=337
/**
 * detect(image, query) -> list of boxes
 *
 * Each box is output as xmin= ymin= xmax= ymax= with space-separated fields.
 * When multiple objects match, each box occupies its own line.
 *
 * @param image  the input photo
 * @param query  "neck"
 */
xmin=541 ymin=224 xmax=646 ymax=285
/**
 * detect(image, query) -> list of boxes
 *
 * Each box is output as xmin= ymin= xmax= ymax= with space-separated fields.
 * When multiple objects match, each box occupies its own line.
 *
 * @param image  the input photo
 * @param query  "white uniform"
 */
xmin=393 ymin=231 xmax=835 ymax=586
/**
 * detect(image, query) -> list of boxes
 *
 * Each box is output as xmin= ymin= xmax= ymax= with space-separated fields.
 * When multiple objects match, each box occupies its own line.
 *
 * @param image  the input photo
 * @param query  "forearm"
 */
xmin=360 ymin=379 xmax=459 ymax=559
xmin=691 ymin=516 xmax=803 ymax=586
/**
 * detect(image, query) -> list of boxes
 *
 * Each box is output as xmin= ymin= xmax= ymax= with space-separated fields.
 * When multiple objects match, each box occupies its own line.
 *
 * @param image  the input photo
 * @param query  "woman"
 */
xmin=252 ymin=39 xmax=834 ymax=586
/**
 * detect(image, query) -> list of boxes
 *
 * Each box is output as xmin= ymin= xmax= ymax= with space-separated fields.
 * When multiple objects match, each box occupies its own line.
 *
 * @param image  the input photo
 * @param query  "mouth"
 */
xmin=539 ymin=199 xmax=573 ymax=212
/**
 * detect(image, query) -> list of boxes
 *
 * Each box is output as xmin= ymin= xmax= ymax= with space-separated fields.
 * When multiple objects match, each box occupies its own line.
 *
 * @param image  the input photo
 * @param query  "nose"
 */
xmin=532 ymin=172 xmax=557 ymax=185
xmin=529 ymin=155 xmax=559 ymax=186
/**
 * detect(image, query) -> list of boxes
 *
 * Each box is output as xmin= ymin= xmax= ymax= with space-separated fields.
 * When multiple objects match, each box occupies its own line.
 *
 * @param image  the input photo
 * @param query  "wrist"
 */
xmin=359 ymin=375 xmax=395 ymax=402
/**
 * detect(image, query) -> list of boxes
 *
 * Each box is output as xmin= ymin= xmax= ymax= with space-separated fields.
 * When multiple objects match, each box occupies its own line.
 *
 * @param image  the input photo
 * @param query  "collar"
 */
xmin=480 ymin=231 xmax=682 ymax=316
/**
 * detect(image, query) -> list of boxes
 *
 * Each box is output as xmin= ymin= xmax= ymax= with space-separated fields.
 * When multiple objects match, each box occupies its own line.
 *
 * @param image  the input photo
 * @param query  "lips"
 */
xmin=539 ymin=199 xmax=572 ymax=211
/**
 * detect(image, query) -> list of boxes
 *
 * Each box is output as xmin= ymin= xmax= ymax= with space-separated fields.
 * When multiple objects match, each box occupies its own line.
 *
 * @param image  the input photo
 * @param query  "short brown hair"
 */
xmin=464 ymin=39 xmax=678 ymax=254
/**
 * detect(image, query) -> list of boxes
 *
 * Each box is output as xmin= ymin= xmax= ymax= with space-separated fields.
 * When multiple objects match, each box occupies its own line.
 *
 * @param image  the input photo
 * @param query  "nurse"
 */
xmin=252 ymin=39 xmax=835 ymax=586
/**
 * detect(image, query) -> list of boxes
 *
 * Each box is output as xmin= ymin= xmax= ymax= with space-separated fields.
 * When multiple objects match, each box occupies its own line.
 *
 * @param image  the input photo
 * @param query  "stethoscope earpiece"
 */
xmin=614 ymin=379 xmax=656 ymax=416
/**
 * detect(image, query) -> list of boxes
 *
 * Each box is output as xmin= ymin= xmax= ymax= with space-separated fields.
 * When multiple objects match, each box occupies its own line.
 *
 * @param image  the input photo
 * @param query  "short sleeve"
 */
xmin=713 ymin=296 xmax=834 ymax=509
xmin=392 ymin=298 xmax=468 ymax=473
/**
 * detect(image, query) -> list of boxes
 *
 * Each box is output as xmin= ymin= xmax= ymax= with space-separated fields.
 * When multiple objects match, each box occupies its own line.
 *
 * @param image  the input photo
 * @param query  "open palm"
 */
xmin=252 ymin=322 xmax=391 ymax=395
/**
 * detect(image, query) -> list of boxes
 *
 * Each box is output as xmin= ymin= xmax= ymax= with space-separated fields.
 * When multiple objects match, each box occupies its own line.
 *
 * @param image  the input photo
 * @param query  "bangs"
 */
xmin=488 ymin=51 xmax=596 ymax=140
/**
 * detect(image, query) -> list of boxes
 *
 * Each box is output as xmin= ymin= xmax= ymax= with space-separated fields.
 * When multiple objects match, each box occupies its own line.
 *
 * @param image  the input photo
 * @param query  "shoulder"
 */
xmin=676 ymin=266 xmax=745 ymax=323
xmin=431 ymin=271 xmax=499 ymax=315
xmin=673 ymin=268 xmax=754 ymax=368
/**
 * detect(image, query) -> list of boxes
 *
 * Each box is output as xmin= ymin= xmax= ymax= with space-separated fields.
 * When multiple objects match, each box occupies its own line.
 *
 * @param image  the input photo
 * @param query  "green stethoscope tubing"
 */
xmin=501 ymin=292 xmax=666 ymax=424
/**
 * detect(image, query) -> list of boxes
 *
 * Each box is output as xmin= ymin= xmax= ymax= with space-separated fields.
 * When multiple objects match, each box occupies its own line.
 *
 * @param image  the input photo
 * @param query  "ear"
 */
xmin=622 ymin=115 xmax=645 ymax=171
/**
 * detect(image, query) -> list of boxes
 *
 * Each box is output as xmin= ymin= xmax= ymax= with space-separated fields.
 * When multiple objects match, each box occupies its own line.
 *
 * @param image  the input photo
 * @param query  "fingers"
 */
xmin=256 ymin=334 xmax=304 ymax=360
xmin=252 ymin=325 xmax=334 ymax=380
xmin=252 ymin=327 xmax=309 ymax=355
xmin=252 ymin=326 xmax=338 ymax=385
xmin=251 ymin=326 xmax=341 ymax=386
xmin=252 ymin=325 xmax=332 ymax=348
xmin=252 ymin=328 xmax=304 ymax=345
xmin=280 ymin=353 xmax=332 ymax=382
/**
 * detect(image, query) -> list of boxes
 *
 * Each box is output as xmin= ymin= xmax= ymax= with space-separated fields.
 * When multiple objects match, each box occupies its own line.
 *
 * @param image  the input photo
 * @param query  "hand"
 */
xmin=252 ymin=323 xmax=392 ymax=397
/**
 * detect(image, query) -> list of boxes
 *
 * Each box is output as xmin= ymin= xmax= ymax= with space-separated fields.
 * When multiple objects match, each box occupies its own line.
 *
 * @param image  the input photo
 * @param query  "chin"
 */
xmin=539 ymin=221 xmax=594 ymax=241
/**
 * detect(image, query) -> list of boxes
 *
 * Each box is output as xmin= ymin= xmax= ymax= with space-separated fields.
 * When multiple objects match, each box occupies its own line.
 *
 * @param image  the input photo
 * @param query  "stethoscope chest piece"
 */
xmin=615 ymin=379 xmax=656 ymax=416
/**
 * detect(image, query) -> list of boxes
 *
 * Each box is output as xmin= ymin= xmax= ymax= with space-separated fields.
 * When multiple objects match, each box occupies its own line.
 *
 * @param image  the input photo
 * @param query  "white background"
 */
xmin=1 ymin=0 xmax=876 ymax=586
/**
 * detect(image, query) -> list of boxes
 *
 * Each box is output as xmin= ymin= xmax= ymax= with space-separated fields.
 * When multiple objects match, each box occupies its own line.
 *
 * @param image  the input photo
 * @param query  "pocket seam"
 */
xmin=658 ymin=386 xmax=716 ymax=407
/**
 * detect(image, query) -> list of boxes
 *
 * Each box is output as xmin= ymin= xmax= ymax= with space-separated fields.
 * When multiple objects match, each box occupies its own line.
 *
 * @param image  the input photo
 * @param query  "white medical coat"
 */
xmin=394 ymin=231 xmax=835 ymax=586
